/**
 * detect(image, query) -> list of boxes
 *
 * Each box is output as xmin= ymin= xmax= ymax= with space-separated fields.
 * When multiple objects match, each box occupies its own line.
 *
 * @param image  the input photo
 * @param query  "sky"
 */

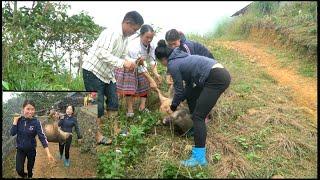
xmin=65 ymin=1 xmax=252 ymax=37
xmin=2 ymin=92 xmax=22 ymax=103
xmin=12 ymin=1 xmax=252 ymax=37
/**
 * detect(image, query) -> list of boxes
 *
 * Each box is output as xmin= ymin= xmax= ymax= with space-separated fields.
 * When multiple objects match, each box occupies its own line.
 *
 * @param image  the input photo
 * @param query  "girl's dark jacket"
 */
xmin=58 ymin=115 xmax=82 ymax=139
xmin=10 ymin=116 xmax=49 ymax=151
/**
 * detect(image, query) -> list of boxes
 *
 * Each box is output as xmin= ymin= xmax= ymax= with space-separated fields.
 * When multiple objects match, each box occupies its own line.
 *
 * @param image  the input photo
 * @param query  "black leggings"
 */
xmin=187 ymin=68 xmax=231 ymax=147
xmin=59 ymin=136 xmax=72 ymax=160
xmin=16 ymin=148 xmax=36 ymax=178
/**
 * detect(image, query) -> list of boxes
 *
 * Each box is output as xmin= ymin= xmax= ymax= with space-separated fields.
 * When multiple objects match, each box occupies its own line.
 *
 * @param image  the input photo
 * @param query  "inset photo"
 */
xmin=2 ymin=91 xmax=98 ymax=178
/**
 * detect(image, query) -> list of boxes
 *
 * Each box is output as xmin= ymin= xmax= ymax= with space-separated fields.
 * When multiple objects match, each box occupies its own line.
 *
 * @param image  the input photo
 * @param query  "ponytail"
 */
xmin=155 ymin=40 xmax=173 ymax=60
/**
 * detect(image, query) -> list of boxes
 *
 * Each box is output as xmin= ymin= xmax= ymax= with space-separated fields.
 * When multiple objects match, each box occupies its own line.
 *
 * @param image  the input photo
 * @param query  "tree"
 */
xmin=19 ymin=92 xmax=70 ymax=112
xmin=2 ymin=1 xmax=103 ymax=90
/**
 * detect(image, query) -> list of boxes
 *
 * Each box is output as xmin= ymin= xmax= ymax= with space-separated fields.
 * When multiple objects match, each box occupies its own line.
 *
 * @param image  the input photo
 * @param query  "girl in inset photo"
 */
xmin=10 ymin=100 xmax=55 ymax=178
xmin=58 ymin=105 xmax=82 ymax=167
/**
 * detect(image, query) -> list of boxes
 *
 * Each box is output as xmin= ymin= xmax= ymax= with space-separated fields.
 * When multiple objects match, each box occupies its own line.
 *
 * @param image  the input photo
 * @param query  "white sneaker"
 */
xmin=119 ymin=129 xmax=129 ymax=137
xmin=139 ymin=108 xmax=150 ymax=113
xmin=126 ymin=112 xmax=134 ymax=117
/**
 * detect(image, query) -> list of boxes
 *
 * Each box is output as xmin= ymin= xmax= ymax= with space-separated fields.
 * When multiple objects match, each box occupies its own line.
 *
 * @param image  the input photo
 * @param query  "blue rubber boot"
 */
xmin=181 ymin=147 xmax=208 ymax=167
xmin=64 ymin=159 xmax=70 ymax=167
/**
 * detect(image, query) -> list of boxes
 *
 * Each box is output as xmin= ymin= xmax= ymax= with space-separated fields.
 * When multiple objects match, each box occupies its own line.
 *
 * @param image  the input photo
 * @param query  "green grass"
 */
xmin=3 ymin=50 xmax=85 ymax=91
xmin=3 ymin=71 xmax=84 ymax=91
xmin=298 ymin=63 xmax=316 ymax=78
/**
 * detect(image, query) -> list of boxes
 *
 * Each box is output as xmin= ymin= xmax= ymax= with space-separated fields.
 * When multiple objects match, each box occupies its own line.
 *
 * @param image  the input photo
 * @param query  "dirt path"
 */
xmin=32 ymin=139 xmax=96 ymax=178
xmin=216 ymin=40 xmax=317 ymax=124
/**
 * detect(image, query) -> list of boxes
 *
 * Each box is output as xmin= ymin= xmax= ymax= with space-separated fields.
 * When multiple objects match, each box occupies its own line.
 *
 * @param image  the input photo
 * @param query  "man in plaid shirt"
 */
xmin=82 ymin=11 xmax=144 ymax=145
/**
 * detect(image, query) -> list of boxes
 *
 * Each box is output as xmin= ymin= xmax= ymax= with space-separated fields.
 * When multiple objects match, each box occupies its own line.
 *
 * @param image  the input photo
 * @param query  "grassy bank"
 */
xmin=211 ymin=1 xmax=317 ymax=62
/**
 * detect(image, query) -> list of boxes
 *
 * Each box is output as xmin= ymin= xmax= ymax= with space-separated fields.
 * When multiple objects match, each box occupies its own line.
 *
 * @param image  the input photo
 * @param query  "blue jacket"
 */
xmin=180 ymin=39 xmax=214 ymax=59
xmin=10 ymin=116 xmax=49 ymax=151
xmin=168 ymin=48 xmax=217 ymax=107
xmin=58 ymin=115 xmax=82 ymax=139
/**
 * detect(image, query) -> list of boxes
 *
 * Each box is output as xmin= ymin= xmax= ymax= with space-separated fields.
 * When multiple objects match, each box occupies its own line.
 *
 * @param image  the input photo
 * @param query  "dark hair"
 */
xmin=140 ymin=24 xmax=154 ymax=35
xmin=23 ymin=100 xmax=36 ymax=109
xmin=66 ymin=105 xmax=75 ymax=115
xmin=155 ymin=40 xmax=173 ymax=60
xmin=140 ymin=24 xmax=154 ymax=54
xmin=165 ymin=29 xmax=180 ymax=42
xmin=123 ymin=11 xmax=144 ymax=26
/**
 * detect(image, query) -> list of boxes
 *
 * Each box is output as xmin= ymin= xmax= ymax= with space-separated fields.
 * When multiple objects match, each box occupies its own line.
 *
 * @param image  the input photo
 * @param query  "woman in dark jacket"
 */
xmin=165 ymin=29 xmax=215 ymax=126
xmin=155 ymin=40 xmax=231 ymax=167
xmin=10 ymin=100 xmax=55 ymax=178
xmin=58 ymin=105 xmax=82 ymax=167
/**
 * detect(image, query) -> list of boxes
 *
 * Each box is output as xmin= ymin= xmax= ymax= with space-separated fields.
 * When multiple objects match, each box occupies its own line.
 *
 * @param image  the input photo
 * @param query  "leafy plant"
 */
xmin=246 ymin=152 xmax=260 ymax=161
xmin=228 ymin=171 xmax=237 ymax=178
xmin=235 ymin=136 xmax=249 ymax=150
xmin=162 ymin=162 xmax=181 ymax=178
xmin=2 ymin=81 xmax=10 ymax=90
xmin=212 ymin=152 xmax=222 ymax=162
xmin=97 ymin=111 xmax=161 ymax=178
xmin=97 ymin=150 xmax=126 ymax=178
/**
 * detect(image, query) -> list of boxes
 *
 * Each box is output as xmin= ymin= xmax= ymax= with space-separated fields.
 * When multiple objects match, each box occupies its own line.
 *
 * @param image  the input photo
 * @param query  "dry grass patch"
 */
xmin=268 ymin=133 xmax=315 ymax=160
xmin=214 ymin=155 xmax=252 ymax=178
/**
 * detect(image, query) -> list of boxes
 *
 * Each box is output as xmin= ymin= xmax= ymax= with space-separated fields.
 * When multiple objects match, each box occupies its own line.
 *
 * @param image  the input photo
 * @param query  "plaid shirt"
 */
xmin=82 ymin=26 xmax=134 ymax=83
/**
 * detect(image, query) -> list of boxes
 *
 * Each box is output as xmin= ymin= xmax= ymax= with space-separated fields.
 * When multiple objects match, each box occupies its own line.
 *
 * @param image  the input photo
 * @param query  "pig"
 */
xmin=164 ymin=106 xmax=193 ymax=136
xmin=42 ymin=110 xmax=72 ymax=143
xmin=154 ymin=86 xmax=193 ymax=136
xmin=43 ymin=121 xmax=72 ymax=143
xmin=145 ymin=72 xmax=199 ymax=136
